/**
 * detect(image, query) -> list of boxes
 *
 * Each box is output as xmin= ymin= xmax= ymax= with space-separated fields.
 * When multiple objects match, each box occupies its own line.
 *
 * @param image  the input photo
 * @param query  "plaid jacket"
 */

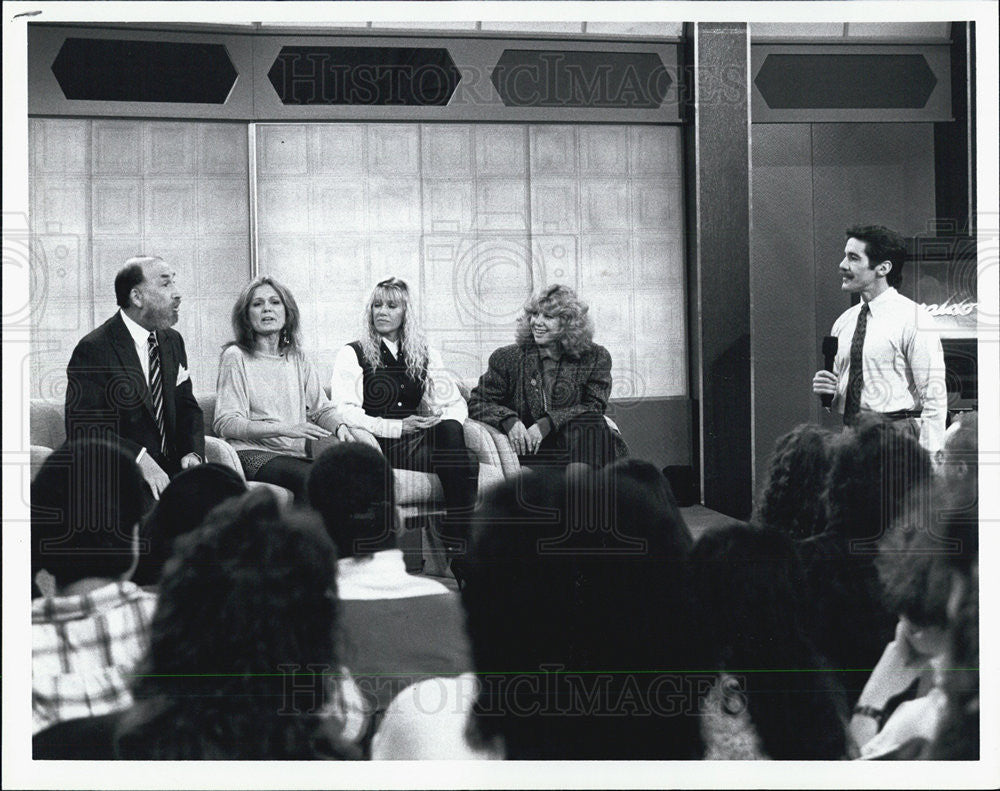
xmin=32 ymin=580 xmax=156 ymax=734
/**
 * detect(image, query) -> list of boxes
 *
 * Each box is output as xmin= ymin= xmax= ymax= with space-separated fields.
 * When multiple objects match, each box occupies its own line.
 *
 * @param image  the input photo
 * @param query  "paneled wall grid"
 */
xmin=30 ymin=119 xmax=688 ymax=405
xmin=255 ymin=122 xmax=688 ymax=397
xmin=29 ymin=119 xmax=250 ymax=401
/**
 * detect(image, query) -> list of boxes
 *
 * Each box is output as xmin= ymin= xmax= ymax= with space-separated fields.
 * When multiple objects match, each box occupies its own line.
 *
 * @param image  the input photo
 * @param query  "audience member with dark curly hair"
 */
xmin=798 ymin=417 xmax=934 ymax=706
xmin=851 ymin=517 xmax=977 ymax=758
xmin=754 ymin=424 xmax=834 ymax=540
xmin=690 ymin=523 xmax=848 ymax=759
xmin=131 ymin=462 xmax=247 ymax=587
xmin=372 ymin=468 xmax=702 ymax=760
xmin=120 ymin=489 xmax=361 ymax=758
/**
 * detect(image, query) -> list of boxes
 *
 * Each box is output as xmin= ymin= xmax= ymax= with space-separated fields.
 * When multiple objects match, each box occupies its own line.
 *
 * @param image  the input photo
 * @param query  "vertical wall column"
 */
xmin=689 ymin=23 xmax=753 ymax=518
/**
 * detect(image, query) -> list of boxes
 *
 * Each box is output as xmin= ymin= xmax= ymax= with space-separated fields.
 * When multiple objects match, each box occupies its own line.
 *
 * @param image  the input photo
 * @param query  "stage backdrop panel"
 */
xmin=254 ymin=122 xmax=688 ymax=401
xmin=29 ymin=118 xmax=250 ymax=402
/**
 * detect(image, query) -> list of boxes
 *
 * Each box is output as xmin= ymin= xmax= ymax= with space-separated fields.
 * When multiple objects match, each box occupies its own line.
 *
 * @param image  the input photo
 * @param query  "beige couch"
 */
xmin=29 ymin=396 xmax=295 ymax=505
xmin=29 ymin=394 xmax=509 ymax=516
xmin=30 ymin=389 xmax=618 ymax=514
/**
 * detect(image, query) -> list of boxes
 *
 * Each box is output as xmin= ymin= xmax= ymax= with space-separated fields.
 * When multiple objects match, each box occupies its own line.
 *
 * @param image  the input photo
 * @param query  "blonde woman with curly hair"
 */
xmin=331 ymin=278 xmax=478 ymax=558
xmin=468 ymin=284 xmax=627 ymax=472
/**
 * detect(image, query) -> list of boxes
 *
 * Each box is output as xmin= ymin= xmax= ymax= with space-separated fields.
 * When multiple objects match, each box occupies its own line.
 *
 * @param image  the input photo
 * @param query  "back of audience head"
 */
xmin=876 ymin=521 xmax=954 ymax=659
xmin=936 ymin=411 xmax=978 ymax=518
xmin=755 ymin=423 xmax=834 ymax=540
xmin=690 ymin=522 xmax=847 ymax=759
xmin=31 ymin=438 xmax=145 ymax=590
xmin=306 ymin=443 xmax=396 ymax=559
xmin=132 ymin=463 xmax=247 ymax=587
xmin=825 ymin=416 xmax=933 ymax=546
xmin=938 ymin=411 xmax=977 ymax=477
xmin=117 ymin=488 xmax=349 ymax=759
xmin=461 ymin=469 xmax=702 ymax=760
xmin=601 ymin=458 xmax=693 ymax=551
xmin=930 ymin=556 xmax=978 ymax=760
xmin=864 ymin=414 xmax=974 ymax=657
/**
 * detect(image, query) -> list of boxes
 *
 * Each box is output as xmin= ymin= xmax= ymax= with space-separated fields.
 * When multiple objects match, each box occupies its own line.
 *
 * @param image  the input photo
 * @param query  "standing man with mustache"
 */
xmin=65 ymin=256 xmax=204 ymax=501
xmin=812 ymin=225 xmax=946 ymax=454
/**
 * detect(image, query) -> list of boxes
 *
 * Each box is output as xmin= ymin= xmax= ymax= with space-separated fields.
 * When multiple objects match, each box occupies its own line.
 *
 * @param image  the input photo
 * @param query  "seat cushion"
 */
xmin=247 ymin=480 xmax=294 ymax=508
xmin=394 ymin=468 xmax=441 ymax=506
xmin=394 ymin=464 xmax=505 ymax=507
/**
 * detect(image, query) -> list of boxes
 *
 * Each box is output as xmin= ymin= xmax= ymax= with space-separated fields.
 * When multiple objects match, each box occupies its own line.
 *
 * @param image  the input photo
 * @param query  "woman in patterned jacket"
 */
xmin=468 ymin=284 xmax=626 ymax=472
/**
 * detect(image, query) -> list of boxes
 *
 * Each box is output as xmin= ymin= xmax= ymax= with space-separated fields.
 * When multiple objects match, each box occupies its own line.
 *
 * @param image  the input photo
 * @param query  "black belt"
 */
xmin=847 ymin=408 xmax=921 ymax=427
xmin=881 ymin=409 xmax=923 ymax=421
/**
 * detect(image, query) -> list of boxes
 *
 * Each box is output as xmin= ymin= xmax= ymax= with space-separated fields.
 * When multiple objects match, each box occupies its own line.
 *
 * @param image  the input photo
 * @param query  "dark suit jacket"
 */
xmin=468 ymin=341 xmax=627 ymax=458
xmin=65 ymin=313 xmax=205 ymax=472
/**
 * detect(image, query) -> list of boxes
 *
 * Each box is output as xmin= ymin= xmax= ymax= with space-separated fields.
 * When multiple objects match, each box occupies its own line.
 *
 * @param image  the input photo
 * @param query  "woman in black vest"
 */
xmin=331 ymin=278 xmax=478 ymax=556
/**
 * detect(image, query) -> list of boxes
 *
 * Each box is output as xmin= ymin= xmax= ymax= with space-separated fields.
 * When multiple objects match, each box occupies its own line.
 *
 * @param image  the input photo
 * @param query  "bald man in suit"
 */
xmin=65 ymin=256 xmax=204 ymax=500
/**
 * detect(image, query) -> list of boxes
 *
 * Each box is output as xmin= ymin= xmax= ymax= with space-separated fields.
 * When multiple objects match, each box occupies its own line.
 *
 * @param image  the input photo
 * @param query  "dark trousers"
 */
xmin=253 ymin=455 xmax=313 ymax=504
xmin=519 ymin=411 xmax=618 ymax=471
xmin=139 ymin=453 xmax=186 ymax=514
xmin=378 ymin=419 xmax=479 ymax=551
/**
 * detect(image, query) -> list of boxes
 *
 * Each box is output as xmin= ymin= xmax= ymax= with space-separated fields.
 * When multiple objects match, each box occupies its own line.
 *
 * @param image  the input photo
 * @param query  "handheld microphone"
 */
xmin=821 ymin=336 xmax=838 ymax=409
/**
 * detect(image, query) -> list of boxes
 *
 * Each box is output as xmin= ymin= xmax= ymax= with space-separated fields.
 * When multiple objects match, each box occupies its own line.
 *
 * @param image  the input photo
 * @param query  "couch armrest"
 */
xmin=463 ymin=418 xmax=501 ymax=467
xmin=205 ymin=436 xmax=246 ymax=482
xmin=468 ymin=419 xmax=522 ymax=480
xmin=343 ymin=426 xmax=380 ymax=450
xmin=311 ymin=427 xmax=381 ymax=461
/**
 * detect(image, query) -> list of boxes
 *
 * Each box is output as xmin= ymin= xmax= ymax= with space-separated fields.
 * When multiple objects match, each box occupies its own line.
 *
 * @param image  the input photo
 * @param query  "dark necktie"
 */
xmin=843 ymin=303 xmax=870 ymax=426
xmin=147 ymin=331 xmax=167 ymax=453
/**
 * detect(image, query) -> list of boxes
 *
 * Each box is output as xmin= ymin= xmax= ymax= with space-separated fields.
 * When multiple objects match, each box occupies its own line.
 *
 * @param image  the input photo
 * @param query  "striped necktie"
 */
xmin=147 ymin=331 xmax=167 ymax=453
xmin=842 ymin=303 xmax=870 ymax=426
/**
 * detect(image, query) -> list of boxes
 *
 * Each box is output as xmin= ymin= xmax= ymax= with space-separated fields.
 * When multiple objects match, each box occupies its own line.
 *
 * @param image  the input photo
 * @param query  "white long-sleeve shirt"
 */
xmin=829 ymin=287 xmax=947 ymax=454
xmin=331 ymin=340 xmax=467 ymax=439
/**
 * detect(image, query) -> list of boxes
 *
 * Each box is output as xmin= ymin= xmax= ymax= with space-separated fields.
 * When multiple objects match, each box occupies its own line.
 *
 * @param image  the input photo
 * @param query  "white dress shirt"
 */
xmin=119 ymin=309 xmax=153 ymax=385
xmin=829 ymin=287 xmax=947 ymax=453
xmin=331 ymin=339 xmax=468 ymax=439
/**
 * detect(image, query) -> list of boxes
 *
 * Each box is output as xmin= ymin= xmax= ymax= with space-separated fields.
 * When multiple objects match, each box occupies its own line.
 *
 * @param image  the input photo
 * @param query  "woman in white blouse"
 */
xmin=330 ymin=277 xmax=478 ymax=557
xmin=214 ymin=276 xmax=346 ymax=502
